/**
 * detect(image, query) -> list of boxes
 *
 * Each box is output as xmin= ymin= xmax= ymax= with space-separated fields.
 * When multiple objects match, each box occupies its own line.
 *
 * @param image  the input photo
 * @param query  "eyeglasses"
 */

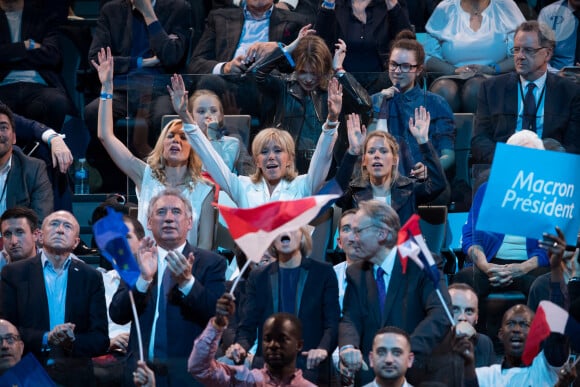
xmin=510 ymin=46 xmax=546 ymax=56
xmin=352 ymin=224 xmax=378 ymax=236
xmin=0 ymin=334 xmax=21 ymax=345
xmin=388 ymin=61 xmax=419 ymax=73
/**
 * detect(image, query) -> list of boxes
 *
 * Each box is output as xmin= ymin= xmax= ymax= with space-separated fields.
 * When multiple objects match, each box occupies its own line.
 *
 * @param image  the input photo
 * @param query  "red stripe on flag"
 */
xmin=522 ymin=304 xmax=552 ymax=365
xmin=217 ymin=197 xmax=317 ymax=239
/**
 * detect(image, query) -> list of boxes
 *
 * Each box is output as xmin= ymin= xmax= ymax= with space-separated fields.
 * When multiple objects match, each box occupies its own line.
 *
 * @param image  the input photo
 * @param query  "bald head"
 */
xmin=0 ymin=319 xmax=23 ymax=375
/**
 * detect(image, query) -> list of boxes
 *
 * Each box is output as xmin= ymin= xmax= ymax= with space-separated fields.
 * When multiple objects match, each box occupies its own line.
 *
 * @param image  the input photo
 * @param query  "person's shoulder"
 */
xmin=208 ymin=6 xmax=243 ymax=19
xmin=305 ymin=257 xmax=334 ymax=272
xmin=192 ymin=247 xmax=227 ymax=264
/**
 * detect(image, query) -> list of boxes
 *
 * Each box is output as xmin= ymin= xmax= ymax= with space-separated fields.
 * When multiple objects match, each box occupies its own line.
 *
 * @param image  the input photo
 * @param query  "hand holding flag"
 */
xmin=522 ymin=301 xmax=580 ymax=365
xmin=397 ymin=214 xmax=454 ymax=325
xmin=93 ymin=208 xmax=145 ymax=362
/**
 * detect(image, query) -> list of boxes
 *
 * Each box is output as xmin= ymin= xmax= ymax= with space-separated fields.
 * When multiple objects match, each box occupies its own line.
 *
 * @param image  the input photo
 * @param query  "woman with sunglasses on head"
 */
xmin=372 ymin=30 xmax=455 ymax=204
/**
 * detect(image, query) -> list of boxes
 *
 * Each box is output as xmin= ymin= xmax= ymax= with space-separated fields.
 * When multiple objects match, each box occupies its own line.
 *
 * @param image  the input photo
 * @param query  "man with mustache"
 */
xmin=471 ymin=20 xmax=580 ymax=165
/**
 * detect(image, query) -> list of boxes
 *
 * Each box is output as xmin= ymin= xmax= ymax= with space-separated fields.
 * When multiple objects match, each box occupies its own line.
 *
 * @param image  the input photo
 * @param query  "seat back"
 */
xmin=453 ymin=113 xmax=474 ymax=186
xmin=417 ymin=205 xmax=448 ymax=255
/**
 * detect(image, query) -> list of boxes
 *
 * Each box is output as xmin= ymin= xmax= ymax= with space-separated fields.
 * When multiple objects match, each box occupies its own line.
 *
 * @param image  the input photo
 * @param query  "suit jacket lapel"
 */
xmin=382 ymin=259 xmax=403 ymax=325
xmin=31 ymin=257 xmax=50 ymax=329
xmin=270 ymin=263 xmax=279 ymax=313
xmin=295 ymin=262 xmax=309 ymax=316
xmin=65 ymin=258 xmax=79 ymax=322
xmin=506 ymin=73 xmax=520 ymax=128
xmin=364 ymin=266 xmax=382 ymax=328
xmin=543 ymin=73 xmax=555 ymax=134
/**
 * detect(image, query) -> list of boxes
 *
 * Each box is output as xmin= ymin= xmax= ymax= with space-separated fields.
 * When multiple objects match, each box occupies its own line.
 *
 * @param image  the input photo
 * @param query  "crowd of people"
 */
xmin=0 ymin=0 xmax=578 ymax=385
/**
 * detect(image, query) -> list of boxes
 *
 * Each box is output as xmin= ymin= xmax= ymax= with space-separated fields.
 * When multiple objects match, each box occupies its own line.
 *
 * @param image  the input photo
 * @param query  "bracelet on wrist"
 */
xmin=28 ymin=39 xmax=35 ymax=50
xmin=491 ymin=62 xmax=500 ymax=74
xmin=278 ymin=42 xmax=295 ymax=68
xmin=137 ymin=56 xmax=143 ymax=68
xmin=322 ymin=0 xmax=335 ymax=9
xmin=100 ymin=92 xmax=113 ymax=101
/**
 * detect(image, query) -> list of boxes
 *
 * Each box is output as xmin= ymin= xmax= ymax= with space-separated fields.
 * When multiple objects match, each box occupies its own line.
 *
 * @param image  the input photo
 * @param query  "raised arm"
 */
xmin=92 ymin=47 xmax=145 ymax=187
xmin=168 ymin=74 xmax=244 ymax=205
xmin=305 ymin=77 xmax=340 ymax=193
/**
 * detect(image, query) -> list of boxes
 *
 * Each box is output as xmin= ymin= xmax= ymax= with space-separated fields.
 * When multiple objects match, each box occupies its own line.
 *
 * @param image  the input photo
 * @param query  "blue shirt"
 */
xmin=372 ymin=85 xmax=455 ymax=175
xmin=41 ymin=253 xmax=72 ymax=329
xmin=234 ymin=4 xmax=273 ymax=59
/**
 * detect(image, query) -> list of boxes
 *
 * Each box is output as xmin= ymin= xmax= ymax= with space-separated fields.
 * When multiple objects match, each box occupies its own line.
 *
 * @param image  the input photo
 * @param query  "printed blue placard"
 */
xmin=477 ymin=143 xmax=580 ymax=243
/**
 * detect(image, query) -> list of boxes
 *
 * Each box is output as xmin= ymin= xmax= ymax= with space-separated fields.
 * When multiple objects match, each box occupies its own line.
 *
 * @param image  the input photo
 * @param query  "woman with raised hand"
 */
xmin=335 ymin=107 xmax=448 ymax=224
xmin=168 ymin=73 xmax=342 ymax=208
xmin=93 ymin=47 xmax=215 ymax=249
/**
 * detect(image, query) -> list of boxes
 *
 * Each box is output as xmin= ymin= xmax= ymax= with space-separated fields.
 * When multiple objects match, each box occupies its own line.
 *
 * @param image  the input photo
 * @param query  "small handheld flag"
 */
xmin=397 ymin=214 xmax=454 ymax=325
xmin=217 ymin=194 xmax=339 ymax=293
xmin=93 ymin=208 xmax=140 ymax=287
xmin=93 ymin=208 xmax=145 ymax=362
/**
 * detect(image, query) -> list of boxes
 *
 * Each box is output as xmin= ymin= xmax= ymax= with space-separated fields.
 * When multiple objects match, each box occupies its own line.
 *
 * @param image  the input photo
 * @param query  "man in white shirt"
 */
xmin=109 ymin=189 xmax=226 ymax=386
xmin=454 ymin=304 xmax=569 ymax=387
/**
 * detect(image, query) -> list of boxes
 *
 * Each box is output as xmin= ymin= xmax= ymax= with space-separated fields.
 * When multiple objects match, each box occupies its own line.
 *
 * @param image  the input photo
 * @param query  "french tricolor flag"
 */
xmin=396 ymin=214 xmax=440 ymax=288
xmin=217 ymin=194 xmax=340 ymax=263
xmin=522 ymin=300 xmax=580 ymax=365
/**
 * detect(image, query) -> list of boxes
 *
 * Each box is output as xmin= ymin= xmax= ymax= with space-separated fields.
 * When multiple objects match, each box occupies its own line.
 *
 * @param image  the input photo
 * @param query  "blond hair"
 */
xmin=250 ymin=128 xmax=298 ymax=183
xmin=146 ymin=119 xmax=203 ymax=186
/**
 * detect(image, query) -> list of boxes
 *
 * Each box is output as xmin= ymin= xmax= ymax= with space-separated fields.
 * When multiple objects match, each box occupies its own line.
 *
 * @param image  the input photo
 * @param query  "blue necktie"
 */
xmin=522 ymin=83 xmax=537 ymax=132
xmin=376 ymin=267 xmax=387 ymax=316
xmin=153 ymin=264 xmax=172 ymax=360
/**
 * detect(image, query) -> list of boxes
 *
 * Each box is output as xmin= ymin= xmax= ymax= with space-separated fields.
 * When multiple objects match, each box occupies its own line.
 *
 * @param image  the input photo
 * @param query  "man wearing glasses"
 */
xmin=338 ymin=199 xmax=451 ymax=386
xmin=472 ymin=20 xmax=580 ymax=165
xmin=0 ymin=319 xmax=23 ymax=375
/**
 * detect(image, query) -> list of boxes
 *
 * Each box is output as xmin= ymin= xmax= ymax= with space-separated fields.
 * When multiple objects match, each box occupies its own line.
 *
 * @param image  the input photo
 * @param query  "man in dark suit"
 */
xmin=0 ymin=210 xmax=109 ymax=386
xmin=188 ymin=0 xmax=303 ymax=74
xmin=226 ymin=227 xmax=340 ymax=384
xmin=339 ymin=199 xmax=451 ymax=386
xmin=109 ymin=189 xmax=226 ymax=387
xmin=472 ymin=20 xmax=580 ymax=165
xmin=0 ymin=103 xmax=53 ymax=222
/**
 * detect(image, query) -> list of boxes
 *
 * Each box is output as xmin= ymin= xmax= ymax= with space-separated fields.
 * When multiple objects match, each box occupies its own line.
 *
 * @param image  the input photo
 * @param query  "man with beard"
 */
xmin=364 ymin=326 xmax=414 ymax=387
xmin=188 ymin=293 xmax=315 ymax=386
xmin=0 ymin=207 xmax=39 ymax=267
xmin=0 ymin=103 xmax=52 ymax=222
xmin=453 ymin=304 xmax=570 ymax=386
xmin=471 ymin=20 xmax=580 ymax=165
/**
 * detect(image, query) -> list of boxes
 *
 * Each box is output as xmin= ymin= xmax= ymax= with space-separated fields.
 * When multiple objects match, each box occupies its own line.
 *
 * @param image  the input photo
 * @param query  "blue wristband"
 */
xmin=322 ymin=0 xmax=335 ymax=9
xmin=277 ymin=42 xmax=295 ymax=68
xmin=100 ymin=92 xmax=113 ymax=100
xmin=137 ymin=56 xmax=143 ymax=68
xmin=491 ymin=62 xmax=500 ymax=74
xmin=28 ymin=39 xmax=35 ymax=50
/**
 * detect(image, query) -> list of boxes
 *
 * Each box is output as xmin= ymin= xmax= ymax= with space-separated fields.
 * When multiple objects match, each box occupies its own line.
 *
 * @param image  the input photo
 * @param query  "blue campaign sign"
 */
xmin=477 ymin=143 xmax=580 ymax=243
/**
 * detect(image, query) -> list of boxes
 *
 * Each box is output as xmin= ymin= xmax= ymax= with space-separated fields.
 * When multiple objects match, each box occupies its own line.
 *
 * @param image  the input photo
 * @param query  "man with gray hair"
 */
xmin=472 ymin=20 xmax=580 ymax=165
xmin=338 ymin=199 xmax=451 ymax=386
xmin=109 ymin=189 xmax=226 ymax=386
